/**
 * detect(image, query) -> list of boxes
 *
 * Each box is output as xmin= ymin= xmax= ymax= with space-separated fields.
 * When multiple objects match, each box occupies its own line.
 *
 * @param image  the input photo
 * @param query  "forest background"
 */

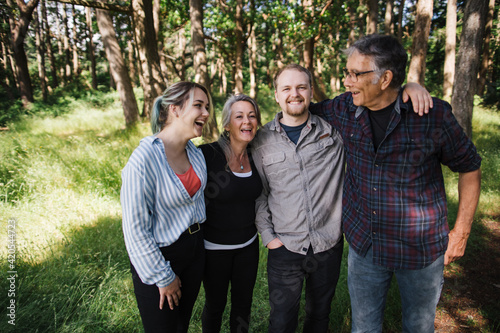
xmin=1 ymin=0 xmax=500 ymax=332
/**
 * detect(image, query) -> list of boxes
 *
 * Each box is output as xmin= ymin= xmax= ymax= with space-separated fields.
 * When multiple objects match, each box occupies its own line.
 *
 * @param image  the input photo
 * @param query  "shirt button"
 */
xmin=373 ymin=188 xmax=377 ymax=191
xmin=302 ymin=247 xmax=308 ymax=252
xmin=375 ymin=164 xmax=379 ymax=167
xmin=373 ymin=211 xmax=377 ymax=215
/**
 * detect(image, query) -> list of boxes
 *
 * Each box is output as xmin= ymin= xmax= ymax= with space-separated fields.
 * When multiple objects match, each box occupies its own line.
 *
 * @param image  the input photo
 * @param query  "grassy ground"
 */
xmin=0 ymin=91 xmax=499 ymax=332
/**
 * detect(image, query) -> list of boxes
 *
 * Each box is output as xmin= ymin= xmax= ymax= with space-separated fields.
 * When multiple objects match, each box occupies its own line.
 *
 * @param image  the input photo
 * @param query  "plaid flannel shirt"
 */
xmin=311 ymin=91 xmax=481 ymax=270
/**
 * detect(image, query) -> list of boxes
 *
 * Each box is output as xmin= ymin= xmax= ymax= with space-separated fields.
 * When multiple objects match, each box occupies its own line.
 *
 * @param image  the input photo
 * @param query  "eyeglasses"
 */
xmin=343 ymin=68 xmax=375 ymax=82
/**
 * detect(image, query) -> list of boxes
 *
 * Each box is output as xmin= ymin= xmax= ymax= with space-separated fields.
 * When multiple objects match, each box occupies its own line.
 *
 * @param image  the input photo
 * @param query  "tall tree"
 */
xmin=95 ymin=8 xmax=139 ymax=127
xmin=302 ymin=0 xmax=330 ymax=102
xmin=190 ymin=0 xmax=218 ymax=140
xmin=190 ymin=0 xmax=209 ymax=89
xmin=396 ymin=0 xmax=405 ymax=41
xmin=407 ymin=0 xmax=432 ymax=86
xmin=476 ymin=0 xmax=495 ymax=96
xmin=451 ymin=0 xmax=489 ymax=138
xmin=8 ymin=0 xmax=40 ymax=106
xmin=85 ymin=6 xmax=97 ymax=89
xmin=71 ymin=4 xmax=79 ymax=76
xmin=443 ymin=0 xmax=457 ymax=101
xmin=42 ymin=0 xmax=58 ymax=89
xmin=234 ymin=0 xmax=244 ymax=94
xmin=34 ymin=9 xmax=48 ymax=101
xmin=384 ymin=0 xmax=394 ymax=35
xmin=132 ymin=0 xmax=166 ymax=118
xmin=62 ymin=3 xmax=72 ymax=82
xmin=366 ymin=0 xmax=377 ymax=34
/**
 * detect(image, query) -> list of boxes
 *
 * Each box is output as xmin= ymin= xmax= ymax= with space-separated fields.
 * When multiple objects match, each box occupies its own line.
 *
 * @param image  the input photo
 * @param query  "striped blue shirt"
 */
xmin=121 ymin=136 xmax=207 ymax=287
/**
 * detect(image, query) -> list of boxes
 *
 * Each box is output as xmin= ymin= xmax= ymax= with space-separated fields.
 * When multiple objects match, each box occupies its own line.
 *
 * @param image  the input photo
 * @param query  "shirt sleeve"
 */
xmin=309 ymin=94 xmax=347 ymax=132
xmin=438 ymin=102 xmax=482 ymax=173
xmin=121 ymin=160 xmax=176 ymax=288
xmin=251 ymin=142 xmax=277 ymax=247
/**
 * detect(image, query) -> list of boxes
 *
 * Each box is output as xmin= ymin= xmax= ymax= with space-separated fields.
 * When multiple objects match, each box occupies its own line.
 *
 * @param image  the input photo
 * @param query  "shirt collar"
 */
xmin=269 ymin=111 xmax=314 ymax=132
xmin=354 ymin=88 xmax=408 ymax=118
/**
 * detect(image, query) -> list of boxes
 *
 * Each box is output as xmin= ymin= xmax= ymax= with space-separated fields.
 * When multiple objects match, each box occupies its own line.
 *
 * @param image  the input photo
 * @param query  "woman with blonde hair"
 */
xmin=200 ymin=94 xmax=263 ymax=333
xmin=121 ymin=82 xmax=212 ymax=332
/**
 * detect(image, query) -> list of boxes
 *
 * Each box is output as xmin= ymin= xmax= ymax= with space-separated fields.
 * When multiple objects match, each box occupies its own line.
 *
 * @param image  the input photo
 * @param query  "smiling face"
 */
xmin=344 ymin=50 xmax=389 ymax=110
xmin=274 ymin=69 xmax=313 ymax=123
xmin=177 ymin=87 xmax=210 ymax=139
xmin=225 ymin=101 xmax=258 ymax=145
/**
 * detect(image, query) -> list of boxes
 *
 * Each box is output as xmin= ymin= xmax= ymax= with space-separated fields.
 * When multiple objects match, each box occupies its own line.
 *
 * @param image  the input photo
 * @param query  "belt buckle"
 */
xmin=188 ymin=223 xmax=200 ymax=234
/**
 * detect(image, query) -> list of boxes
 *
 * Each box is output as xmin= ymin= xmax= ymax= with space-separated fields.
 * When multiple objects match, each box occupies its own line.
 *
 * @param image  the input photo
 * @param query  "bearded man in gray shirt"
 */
xmin=251 ymin=64 xmax=345 ymax=333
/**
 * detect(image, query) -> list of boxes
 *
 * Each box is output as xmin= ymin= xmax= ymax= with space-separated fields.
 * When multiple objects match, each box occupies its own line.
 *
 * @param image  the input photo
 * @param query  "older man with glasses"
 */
xmin=311 ymin=34 xmax=482 ymax=332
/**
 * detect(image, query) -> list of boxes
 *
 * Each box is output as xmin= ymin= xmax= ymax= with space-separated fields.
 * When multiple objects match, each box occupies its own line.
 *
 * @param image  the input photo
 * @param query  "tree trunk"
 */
xmin=476 ymin=0 xmax=495 ymax=96
xmin=34 ymin=9 xmax=48 ymax=101
xmin=397 ymin=0 xmax=405 ymax=41
xmin=384 ymin=0 xmax=394 ymax=35
xmin=451 ymin=0 xmax=489 ymax=138
xmin=302 ymin=0 xmax=328 ymax=102
xmin=72 ymin=5 xmax=79 ymax=76
xmin=1 ymin=34 xmax=16 ymax=100
xmin=95 ymin=9 xmax=139 ymax=127
xmin=407 ymin=0 xmax=432 ymax=86
xmin=190 ymin=0 xmax=218 ymax=141
xmin=234 ymin=0 xmax=244 ymax=94
xmin=190 ymin=0 xmax=210 ymax=89
xmin=62 ymin=3 xmax=72 ymax=82
xmin=55 ymin=3 xmax=65 ymax=84
xmin=42 ymin=0 xmax=58 ymax=88
xmin=248 ymin=27 xmax=257 ymax=99
xmin=132 ymin=0 xmax=166 ymax=118
xmin=127 ymin=31 xmax=137 ymax=88
xmin=347 ymin=3 xmax=356 ymax=47
xmin=9 ymin=0 xmax=39 ymax=107
xmin=86 ymin=7 xmax=97 ymax=89
xmin=443 ymin=0 xmax=457 ymax=101
xmin=366 ymin=0 xmax=378 ymax=35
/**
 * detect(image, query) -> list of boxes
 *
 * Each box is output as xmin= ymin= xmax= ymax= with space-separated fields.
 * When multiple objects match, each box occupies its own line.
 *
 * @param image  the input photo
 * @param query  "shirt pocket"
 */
xmin=262 ymin=151 xmax=288 ymax=185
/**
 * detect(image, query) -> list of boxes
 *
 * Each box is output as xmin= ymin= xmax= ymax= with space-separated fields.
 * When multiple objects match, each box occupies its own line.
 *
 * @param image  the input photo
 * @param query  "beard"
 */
xmin=283 ymin=98 xmax=309 ymax=118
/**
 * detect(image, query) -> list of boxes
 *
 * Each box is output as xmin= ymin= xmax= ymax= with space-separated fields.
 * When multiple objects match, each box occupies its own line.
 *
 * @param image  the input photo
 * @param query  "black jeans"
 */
xmin=266 ymin=240 xmax=343 ymax=333
xmin=202 ymin=238 xmax=259 ymax=333
xmin=131 ymin=230 xmax=205 ymax=333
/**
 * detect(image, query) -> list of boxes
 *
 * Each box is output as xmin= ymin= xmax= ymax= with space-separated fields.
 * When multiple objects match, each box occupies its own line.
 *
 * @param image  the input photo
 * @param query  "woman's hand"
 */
xmin=403 ymin=82 xmax=434 ymax=116
xmin=159 ymin=275 xmax=182 ymax=310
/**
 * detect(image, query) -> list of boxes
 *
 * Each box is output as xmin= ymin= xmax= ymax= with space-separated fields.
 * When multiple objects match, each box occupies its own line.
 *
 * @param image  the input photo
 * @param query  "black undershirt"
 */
xmin=368 ymin=101 xmax=396 ymax=151
xmin=281 ymin=121 xmax=307 ymax=145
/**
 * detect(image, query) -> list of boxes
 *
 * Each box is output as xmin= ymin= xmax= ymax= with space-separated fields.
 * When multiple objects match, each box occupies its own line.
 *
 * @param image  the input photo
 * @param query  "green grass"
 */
xmin=1 ymin=92 xmax=499 ymax=332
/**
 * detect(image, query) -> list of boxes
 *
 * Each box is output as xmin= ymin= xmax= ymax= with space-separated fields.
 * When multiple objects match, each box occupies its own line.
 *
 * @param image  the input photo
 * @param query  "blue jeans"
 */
xmin=267 ymin=240 xmax=344 ymax=333
xmin=348 ymin=245 xmax=444 ymax=333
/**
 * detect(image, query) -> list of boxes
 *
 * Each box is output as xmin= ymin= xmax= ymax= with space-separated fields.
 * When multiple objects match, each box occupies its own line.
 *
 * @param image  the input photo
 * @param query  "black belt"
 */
xmin=182 ymin=223 xmax=201 ymax=235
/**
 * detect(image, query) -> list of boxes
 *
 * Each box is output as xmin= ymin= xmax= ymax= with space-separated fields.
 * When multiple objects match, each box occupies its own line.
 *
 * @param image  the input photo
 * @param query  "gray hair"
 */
xmin=344 ymin=34 xmax=408 ymax=89
xmin=218 ymin=94 xmax=262 ymax=162
xmin=151 ymin=81 xmax=213 ymax=134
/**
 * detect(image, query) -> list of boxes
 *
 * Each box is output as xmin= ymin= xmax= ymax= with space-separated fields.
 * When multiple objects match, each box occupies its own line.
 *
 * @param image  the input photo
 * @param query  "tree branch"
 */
xmin=48 ymin=0 xmax=131 ymax=14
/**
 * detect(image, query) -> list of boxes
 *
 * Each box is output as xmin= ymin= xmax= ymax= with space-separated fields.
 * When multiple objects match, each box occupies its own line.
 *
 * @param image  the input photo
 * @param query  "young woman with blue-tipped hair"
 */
xmin=121 ymin=82 xmax=212 ymax=333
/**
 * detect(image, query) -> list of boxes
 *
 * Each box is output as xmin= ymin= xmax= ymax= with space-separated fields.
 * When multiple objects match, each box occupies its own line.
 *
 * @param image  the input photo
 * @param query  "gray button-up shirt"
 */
xmin=251 ymin=112 xmax=345 ymax=255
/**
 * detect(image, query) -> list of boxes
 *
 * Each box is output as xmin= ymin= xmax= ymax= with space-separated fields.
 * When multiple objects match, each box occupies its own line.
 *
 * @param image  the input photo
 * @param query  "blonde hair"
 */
xmin=151 ymin=82 xmax=213 ymax=134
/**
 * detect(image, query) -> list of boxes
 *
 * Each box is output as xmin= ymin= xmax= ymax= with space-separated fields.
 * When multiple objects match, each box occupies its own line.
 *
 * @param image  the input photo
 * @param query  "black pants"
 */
xmin=266 ymin=240 xmax=343 ymax=333
xmin=131 ymin=230 xmax=205 ymax=333
xmin=202 ymin=238 xmax=259 ymax=333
